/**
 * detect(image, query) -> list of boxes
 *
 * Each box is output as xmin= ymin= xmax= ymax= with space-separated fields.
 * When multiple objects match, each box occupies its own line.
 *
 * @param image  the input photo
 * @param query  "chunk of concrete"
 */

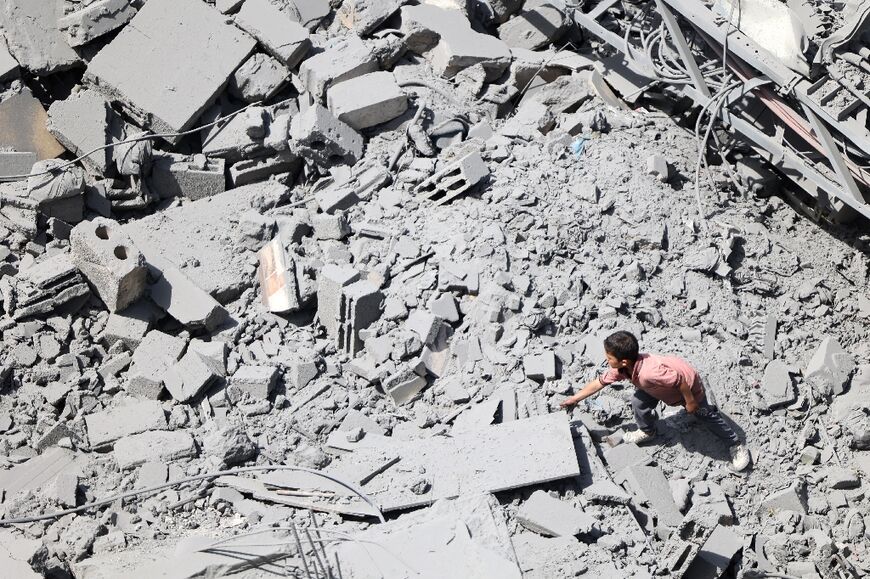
xmin=234 ymin=0 xmax=310 ymax=69
xmin=126 ymin=330 xmax=187 ymax=399
xmin=646 ymin=154 xmax=670 ymax=182
xmin=58 ymin=0 xmax=138 ymax=47
xmin=47 ymin=89 xmax=121 ymax=174
xmin=584 ymin=479 xmax=632 ymax=505
xmin=517 ymin=490 xmax=597 ymax=537
xmin=624 ymin=465 xmax=684 ymax=529
xmin=326 ymin=71 xmax=408 ymax=131
xmin=805 ymin=337 xmax=855 ymax=395
xmin=401 ymin=4 xmax=511 ymax=80
xmin=148 ymin=257 xmax=229 ymax=332
xmin=339 ymin=280 xmax=384 ymax=355
xmin=0 ymin=0 xmax=80 ymax=75
xmin=70 ymin=217 xmax=147 ymax=312
xmin=289 ymin=103 xmax=364 ymax=167
xmin=760 ymin=482 xmax=807 ymax=515
xmin=683 ymin=524 xmax=743 ymax=579
xmin=113 ymin=431 xmax=197 ymax=469
xmin=228 ymin=52 xmax=289 ymax=102
xmin=149 ymin=154 xmax=226 ymax=201
xmin=405 ymin=311 xmax=440 ymax=345
xmin=498 ymin=4 xmax=568 ymax=50
xmin=85 ymin=400 xmax=168 ymax=448
xmin=297 ymin=34 xmax=378 ymax=100
xmin=318 ymin=264 xmax=360 ymax=339
xmin=45 ymin=472 xmax=78 ymax=508
xmin=604 ymin=442 xmax=653 ymax=473
xmin=188 ymin=339 xmax=228 ymax=377
xmin=101 ymin=301 xmax=156 ymax=350
xmin=0 ymin=448 xmax=77 ymax=497
xmin=0 ymin=90 xmax=66 ymax=160
xmin=0 ymin=40 xmax=19 ymax=81
xmin=164 ymin=351 xmax=219 ymax=403
xmin=760 ymin=360 xmax=796 ymax=409
xmin=0 ymin=152 xmax=37 ymax=179
xmin=523 ymin=351 xmax=557 ymax=381
xmin=231 ymin=365 xmax=279 ymax=399
xmin=85 ymin=0 xmax=256 ymax=141
xmin=284 ymin=348 xmax=319 ymax=389
xmin=415 ymin=151 xmax=489 ymax=205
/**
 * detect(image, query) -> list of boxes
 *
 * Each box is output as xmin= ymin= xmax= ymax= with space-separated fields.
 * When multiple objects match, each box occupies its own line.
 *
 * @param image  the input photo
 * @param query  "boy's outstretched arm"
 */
xmin=560 ymin=378 xmax=606 ymax=409
xmin=679 ymin=378 xmax=698 ymax=413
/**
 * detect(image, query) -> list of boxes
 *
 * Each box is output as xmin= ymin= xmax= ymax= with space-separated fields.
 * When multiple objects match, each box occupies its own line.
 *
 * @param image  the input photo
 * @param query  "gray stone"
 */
xmin=339 ymin=409 xmax=387 ymax=436
xmin=826 ymin=467 xmax=860 ymax=490
xmin=517 ymin=490 xmax=596 ymax=537
xmin=70 ymin=217 xmax=147 ymax=312
xmin=297 ymin=34 xmax=377 ymax=100
xmin=203 ymin=423 xmax=257 ymax=465
xmin=113 ymin=431 xmax=197 ymax=469
xmin=523 ymin=351 xmax=557 ymax=381
xmin=312 ymin=211 xmax=352 ymax=240
xmin=231 ymin=365 xmax=279 ymax=399
xmin=327 ymin=71 xmax=408 ymax=130
xmin=0 ymin=0 xmax=79 ymax=75
xmin=46 ymin=472 xmax=78 ymax=508
xmin=48 ymin=89 xmax=120 ymax=174
xmin=58 ymin=0 xmax=138 ymax=47
xmin=284 ymin=348 xmax=319 ymax=389
xmin=149 ymin=154 xmax=226 ymax=201
xmin=760 ymin=482 xmax=807 ymax=515
xmin=85 ymin=400 xmax=168 ymax=447
xmin=101 ymin=301 xmax=155 ymax=350
xmin=137 ymin=461 xmax=168 ymax=488
xmin=234 ymin=0 xmax=311 ymax=69
xmin=164 ymin=351 xmax=219 ymax=403
xmin=805 ymin=337 xmax=855 ymax=395
xmin=405 ymin=311 xmax=440 ymax=345
xmin=498 ymin=4 xmax=568 ymax=50
xmin=228 ymin=53 xmax=289 ymax=102
xmin=429 ymin=294 xmax=460 ymax=323
xmin=760 ymin=360 xmax=795 ymax=409
xmin=646 ymin=154 xmax=670 ymax=182
xmin=85 ymin=0 xmax=256 ymax=141
xmin=290 ymin=104 xmax=364 ymax=167
xmin=126 ymin=330 xmax=187 ymax=399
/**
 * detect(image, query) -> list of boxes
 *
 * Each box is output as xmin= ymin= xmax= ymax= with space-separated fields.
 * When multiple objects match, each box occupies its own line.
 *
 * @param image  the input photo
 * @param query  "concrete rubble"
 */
xmin=0 ymin=1 xmax=869 ymax=578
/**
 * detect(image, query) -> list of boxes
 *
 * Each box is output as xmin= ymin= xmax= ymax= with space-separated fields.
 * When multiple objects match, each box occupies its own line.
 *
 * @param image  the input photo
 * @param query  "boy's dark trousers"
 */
xmin=631 ymin=389 xmax=739 ymax=446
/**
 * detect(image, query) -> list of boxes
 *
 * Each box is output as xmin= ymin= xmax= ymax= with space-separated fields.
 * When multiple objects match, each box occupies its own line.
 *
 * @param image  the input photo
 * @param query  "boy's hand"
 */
xmin=685 ymin=400 xmax=699 ymax=414
xmin=559 ymin=395 xmax=579 ymax=409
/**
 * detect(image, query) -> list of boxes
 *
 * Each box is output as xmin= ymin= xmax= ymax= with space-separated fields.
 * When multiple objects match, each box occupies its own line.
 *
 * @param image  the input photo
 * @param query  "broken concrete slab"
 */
xmin=683 ymin=524 xmax=743 ymax=579
xmin=0 ymin=0 xmax=80 ymax=75
xmin=326 ymin=71 xmax=408 ymax=131
xmin=0 ymin=447 xmax=78 ymax=498
xmin=85 ymin=400 xmax=168 ymax=448
xmin=164 ymin=351 xmax=219 ymax=403
xmin=85 ymin=0 xmax=255 ymax=141
xmin=58 ymin=0 xmax=138 ymax=47
xmin=0 ymin=90 xmax=66 ymax=160
xmin=604 ymin=442 xmax=654 ymax=474
xmin=47 ymin=88 xmax=121 ymax=175
xmin=70 ymin=217 xmax=147 ymax=312
xmin=297 ymin=34 xmax=378 ymax=100
xmin=760 ymin=359 xmax=796 ymax=409
xmin=113 ymin=430 xmax=197 ymax=469
xmin=0 ymin=152 xmax=37 ymax=179
xmin=517 ymin=490 xmax=597 ymax=537
xmin=760 ymin=482 xmax=807 ymax=515
xmin=498 ymin=3 xmax=569 ymax=50
xmin=126 ymin=329 xmax=187 ymax=399
xmin=101 ymin=301 xmax=157 ymax=350
xmin=149 ymin=154 xmax=226 ymax=201
xmin=289 ymin=103 xmax=365 ymax=167
xmin=805 ymin=336 xmax=855 ymax=395
xmin=147 ymin=256 xmax=229 ymax=332
xmin=0 ymin=40 xmax=19 ymax=81
xmin=231 ymin=364 xmax=279 ymax=399
xmin=326 ymin=412 xmax=580 ymax=512
xmin=624 ymin=465 xmax=684 ymax=529
xmin=234 ymin=0 xmax=311 ymax=69
xmin=228 ymin=52 xmax=289 ymax=102
xmin=523 ymin=351 xmax=557 ymax=381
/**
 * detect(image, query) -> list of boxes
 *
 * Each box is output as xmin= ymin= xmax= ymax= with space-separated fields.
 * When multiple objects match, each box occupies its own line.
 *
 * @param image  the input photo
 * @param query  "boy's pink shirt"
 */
xmin=599 ymin=353 xmax=705 ymax=406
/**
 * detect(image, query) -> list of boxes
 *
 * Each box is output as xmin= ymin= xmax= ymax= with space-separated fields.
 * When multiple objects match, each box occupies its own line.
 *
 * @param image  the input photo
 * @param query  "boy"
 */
xmin=560 ymin=330 xmax=751 ymax=472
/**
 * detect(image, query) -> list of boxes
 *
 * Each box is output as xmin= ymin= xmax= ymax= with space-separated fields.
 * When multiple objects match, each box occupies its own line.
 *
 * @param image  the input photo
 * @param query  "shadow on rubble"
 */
xmin=654 ymin=410 xmax=747 ymax=464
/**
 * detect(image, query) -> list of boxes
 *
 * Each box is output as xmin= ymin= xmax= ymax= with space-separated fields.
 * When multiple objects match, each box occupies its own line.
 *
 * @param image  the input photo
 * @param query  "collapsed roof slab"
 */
xmin=0 ymin=90 xmax=66 ymax=161
xmin=124 ymin=181 xmax=285 ymax=304
xmin=0 ymin=0 xmax=80 ymax=76
xmin=84 ymin=0 xmax=256 ymax=144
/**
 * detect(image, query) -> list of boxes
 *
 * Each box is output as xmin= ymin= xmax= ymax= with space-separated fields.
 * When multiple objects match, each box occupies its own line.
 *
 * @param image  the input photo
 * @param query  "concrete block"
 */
xmin=229 ymin=52 xmax=289 ymax=102
xmin=314 ymin=183 xmax=360 ymax=215
xmin=0 ymin=448 xmax=77 ymax=498
xmin=317 ymin=264 xmax=360 ymax=339
xmin=523 ymin=351 xmax=557 ymax=381
xmin=584 ymin=479 xmax=632 ymax=505
xmin=290 ymin=104 xmax=365 ymax=167
xmin=0 ymin=90 xmax=65 ymax=160
xmin=101 ymin=301 xmax=156 ymax=350
xmin=339 ymin=409 xmax=387 ymax=436
xmin=339 ymin=280 xmax=384 ymax=355
xmin=760 ymin=360 xmax=796 ymax=409
xmin=625 ymin=465 xmax=684 ymax=529
xmin=148 ymin=259 xmax=229 ymax=331
xmin=228 ymin=150 xmax=299 ymax=187
xmin=826 ymin=466 xmax=860 ymax=489
xmin=405 ymin=311 xmax=440 ymax=345
xmin=297 ymin=35 xmax=378 ymax=100
xmin=284 ymin=348 xmax=319 ymax=389
xmin=126 ymin=330 xmax=187 ymax=399
xmin=429 ymin=294 xmax=460 ymax=323
xmin=384 ymin=366 xmax=428 ymax=405
xmin=327 ymin=71 xmax=408 ymax=130
xmin=604 ymin=442 xmax=653 ymax=474
xmin=684 ymin=524 xmax=743 ymax=579
xmin=164 ymin=351 xmax=219 ymax=403
xmin=231 ymin=364 xmax=279 ymax=399
xmin=235 ymin=0 xmax=311 ymax=69
xmin=517 ymin=490 xmax=597 ymax=537
xmin=760 ymin=482 xmax=807 ymax=515
xmin=401 ymin=5 xmax=511 ymax=80
xmin=498 ymin=4 xmax=568 ymax=50
xmin=257 ymin=237 xmax=301 ymax=313
xmin=805 ymin=337 xmax=855 ymax=395
xmin=48 ymin=89 xmax=120 ymax=175
xmin=45 ymin=472 xmax=78 ymax=508
xmin=0 ymin=0 xmax=79 ymax=75
xmin=0 ymin=152 xmax=36 ymax=178
xmin=646 ymin=154 xmax=670 ymax=182
xmin=35 ymin=421 xmax=72 ymax=451
xmin=149 ymin=154 xmax=226 ymax=201
xmin=312 ymin=211 xmax=352 ymax=240
xmin=85 ymin=0 xmax=256 ymax=141
xmin=113 ymin=431 xmax=197 ymax=469
xmin=415 ymin=151 xmax=489 ymax=205
xmin=200 ymin=104 xmax=270 ymax=161
xmin=58 ymin=0 xmax=138 ymax=47
xmin=338 ymin=0 xmax=405 ymax=35
xmin=188 ymin=339 xmax=228 ymax=377
xmin=0 ymin=40 xmax=19 ymax=81
xmin=85 ymin=400 xmax=168 ymax=448
xmin=70 ymin=217 xmax=147 ymax=312
xmin=137 ymin=461 xmax=169 ymax=489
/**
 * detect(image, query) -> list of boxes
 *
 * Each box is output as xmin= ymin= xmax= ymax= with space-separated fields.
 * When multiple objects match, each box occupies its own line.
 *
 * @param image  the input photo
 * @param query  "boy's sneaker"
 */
xmin=623 ymin=430 xmax=655 ymax=444
xmin=729 ymin=444 xmax=751 ymax=472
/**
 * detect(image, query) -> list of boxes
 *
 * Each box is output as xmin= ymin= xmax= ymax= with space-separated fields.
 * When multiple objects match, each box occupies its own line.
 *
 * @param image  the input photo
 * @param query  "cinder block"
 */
xmin=57 ymin=0 xmax=138 ymax=47
xmin=498 ymin=4 xmax=568 ymax=50
xmin=234 ymin=0 xmax=311 ymax=69
xmin=326 ymin=71 xmax=408 ymax=130
xmin=284 ymin=347 xmax=319 ymax=389
xmin=317 ymin=264 xmax=360 ymax=339
xmin=338 ymin=280 xmax=384 ymax=355
xmin=517 ymin=490 xmax=597 ymax=537
xmin=149 ymin=154 xmax=226 ymax=200
xmin=70 ymin=217 xmax=147 ymax=312
xmin=384 ymin=365 xmax=427 ymax=405
xmin=113 ymin=430 xmax=197 ymax=469
xmin=231 ymin=365 xmax=279 ymax=399
xmin=228 ymin=150 xmax=299 ymax=187
xmin=85 ymin=400 xmax=168 ymax=447
xmin=415 ymin=151 xmax=489 ymax=205
xmin=188 ymin=339 xmax=228 ymax=377
xmin=297 ymin=35 xmax=377 ymax=100
xmin=126 ymin=330 xmax=187 ymax=399
xmin=289 ymin=104 xmax=364 ymax=167
xmin=229 ymin=52 xmax=289 ymax=102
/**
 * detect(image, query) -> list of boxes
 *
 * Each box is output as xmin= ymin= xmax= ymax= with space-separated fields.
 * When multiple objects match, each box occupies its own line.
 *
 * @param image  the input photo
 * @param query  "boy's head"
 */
xmin=603 ymin=331 xmax=639 ymax=369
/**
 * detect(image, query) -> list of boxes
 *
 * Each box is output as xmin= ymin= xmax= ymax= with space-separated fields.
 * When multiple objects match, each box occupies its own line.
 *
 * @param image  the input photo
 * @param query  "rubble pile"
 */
xmin=0 ymin=1 xmax=869 ymax=578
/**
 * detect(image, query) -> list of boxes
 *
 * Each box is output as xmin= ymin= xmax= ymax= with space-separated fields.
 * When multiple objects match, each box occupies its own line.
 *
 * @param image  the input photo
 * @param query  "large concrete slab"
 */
xmin=325 ymin=412 xmax=580 ymax=512
xmin=0 ymin=90 xmax=65 ymax=161
xmin=234 ymin=0 xmax=311 ymax=69
xmin=85 ymin=0 xmax=255 ymax=141
xmin=0 ymin=448 xmax=79 ymax=497
xmin=124 ymin=181 xmax=284 ymax=304
xmin=85 ymin=400 xmax=168 ymax=448
xmin=0 ymin=0 xmax=80 ymax=75
xmin=47 ymin=88 xmax=120 ymax=174
xmin=113 ymin=430 xmax=197 ymax=469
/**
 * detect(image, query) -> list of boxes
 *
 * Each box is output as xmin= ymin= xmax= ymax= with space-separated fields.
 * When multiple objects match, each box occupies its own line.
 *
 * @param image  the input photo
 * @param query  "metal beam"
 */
xmin=654 ymin=0 xmax=711 ymax=98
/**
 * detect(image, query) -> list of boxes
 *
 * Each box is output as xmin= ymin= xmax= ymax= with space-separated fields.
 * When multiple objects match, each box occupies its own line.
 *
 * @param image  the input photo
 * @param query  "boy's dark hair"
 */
xmin=604 ymin=331 xmax=639 ymax=361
